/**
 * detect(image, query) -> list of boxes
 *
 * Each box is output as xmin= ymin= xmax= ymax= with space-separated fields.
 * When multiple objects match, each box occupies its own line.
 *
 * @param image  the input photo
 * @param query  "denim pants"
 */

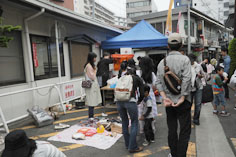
xmin=88 ymin=107 xmax=94 ymax=118
xmin=166 ymin=100 xmax=191 ymax=157
xmin=191 ymin=89 xmax=203 ymax=123
xmin=116 ymin=101 xmax=138 ymax=150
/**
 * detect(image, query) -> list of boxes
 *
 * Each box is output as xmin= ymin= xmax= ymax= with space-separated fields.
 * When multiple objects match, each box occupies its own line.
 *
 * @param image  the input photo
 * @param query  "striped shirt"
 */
xmin=33 ymin=141 xmax=66 ymax=157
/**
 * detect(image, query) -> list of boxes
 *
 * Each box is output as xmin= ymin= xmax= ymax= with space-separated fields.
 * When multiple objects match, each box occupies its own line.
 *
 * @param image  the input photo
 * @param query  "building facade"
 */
xmin=114 ymin=16 xmax=128 ymax=27
xmin=0 ymin=0 xmax=122 ymax=128
xmin=126 ymin=0 xmax=158 ymax=26
xmin=132 ymin=6 xmax=232 ymax=60
xmin=174 ymin=0 xmax=235 ymax=24
xmin=74 ymin=0 xmax=115 ymax=25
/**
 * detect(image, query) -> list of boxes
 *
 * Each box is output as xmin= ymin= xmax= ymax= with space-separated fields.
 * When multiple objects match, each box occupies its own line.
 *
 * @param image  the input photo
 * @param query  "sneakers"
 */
xmin=129 ymin=146 xmax=143 ymax=153
xmin=143 ymin=140 xmax=150 ymax=146
xmin=54 ymin=123 xmax=70 ymax=130
xmin=168 ymin=153 xmax=173 ymax=157
xmin=213 ymin=110 xmax=219 ymax=115
xmin=220 ymin=111 xmax=231 ymax=117
xmin=234 ymin=106 xmax=236 ymax=110
xmin=150 ymin=140 xmax=155 ymax=143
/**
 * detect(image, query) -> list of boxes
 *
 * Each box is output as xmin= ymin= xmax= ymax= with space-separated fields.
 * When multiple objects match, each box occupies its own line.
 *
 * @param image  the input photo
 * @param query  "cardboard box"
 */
xmin=111 ymin=123 xmax=122 ymax=134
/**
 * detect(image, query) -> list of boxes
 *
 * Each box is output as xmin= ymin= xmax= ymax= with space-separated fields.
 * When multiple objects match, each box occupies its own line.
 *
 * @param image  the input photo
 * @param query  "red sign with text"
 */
xmin=64 ymin=84 xmax=75 ymax=100
xmin=32 ymin=43 xmax=39 ymax=68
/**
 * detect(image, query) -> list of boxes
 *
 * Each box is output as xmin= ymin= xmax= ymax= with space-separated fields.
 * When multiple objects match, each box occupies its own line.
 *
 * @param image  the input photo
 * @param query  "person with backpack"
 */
xmin=115 ymin=66 xmax=144 ymax=153
xmin=156 ymin=33 xmax=192 ymax=157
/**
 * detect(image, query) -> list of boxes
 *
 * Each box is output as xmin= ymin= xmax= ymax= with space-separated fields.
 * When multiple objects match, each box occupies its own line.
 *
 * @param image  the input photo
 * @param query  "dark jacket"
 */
xmin=97 ymin=58 xmax=113 ymax=76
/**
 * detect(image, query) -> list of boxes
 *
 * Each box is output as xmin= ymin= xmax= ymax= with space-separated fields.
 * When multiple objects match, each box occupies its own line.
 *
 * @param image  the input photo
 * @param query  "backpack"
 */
xmin=163 ymin=57 xmax=182 ymax=95
xmin=115 ymin=75 xmax=133 ymax=101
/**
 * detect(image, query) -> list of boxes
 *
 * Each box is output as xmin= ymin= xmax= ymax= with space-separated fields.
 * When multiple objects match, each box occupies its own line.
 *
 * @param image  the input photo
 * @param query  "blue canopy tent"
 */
xmin=102 ymin=20 xmax=168 ymax=49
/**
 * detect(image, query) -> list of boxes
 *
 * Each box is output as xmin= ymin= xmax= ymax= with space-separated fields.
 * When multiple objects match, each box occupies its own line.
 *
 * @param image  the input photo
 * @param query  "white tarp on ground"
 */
xmin=48 ymin=125 xmax=122 ymax=150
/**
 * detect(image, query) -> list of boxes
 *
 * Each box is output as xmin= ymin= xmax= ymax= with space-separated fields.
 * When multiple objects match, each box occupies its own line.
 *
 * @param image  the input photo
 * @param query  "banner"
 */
xmin=32 ymin=43 xmax=39 ymax=68
xmin=177 ymin=12 xmax=182 ymax=33
xmin=165 ymin=0 xmax=174 ymax=36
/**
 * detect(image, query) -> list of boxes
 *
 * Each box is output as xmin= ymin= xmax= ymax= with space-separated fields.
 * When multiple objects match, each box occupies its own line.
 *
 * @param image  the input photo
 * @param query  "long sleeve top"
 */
xmin=223 ymin=55 xmax=231 ymax=74
xmin=156 ymin=51 xmax=192 ymax=103
xmin=85 ymin=63 xmax=96 ymax=81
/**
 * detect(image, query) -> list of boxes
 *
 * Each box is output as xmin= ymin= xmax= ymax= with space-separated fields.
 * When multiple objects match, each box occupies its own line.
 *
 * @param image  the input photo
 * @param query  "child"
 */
xmin=213 ymin=66 xmax=230 ymax=116
xmin=139 ymin=85 xmax=155 ymax=146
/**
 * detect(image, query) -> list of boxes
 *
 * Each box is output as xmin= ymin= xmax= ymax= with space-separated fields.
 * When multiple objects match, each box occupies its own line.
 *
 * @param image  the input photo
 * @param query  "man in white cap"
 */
xmin=156 ymin=33 xmax=192 ymax=157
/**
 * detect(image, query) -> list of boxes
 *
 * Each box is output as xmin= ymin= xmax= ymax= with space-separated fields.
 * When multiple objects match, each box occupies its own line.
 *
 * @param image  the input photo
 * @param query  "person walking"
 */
xmin=116 ymin=68 xmax=144 ymax=153
xmin=189 ymin=54 xmax=204 ymax=125
xmin=84 ymin=52 xmax=102 ymax=119
xmin=138 ymin=56 xmax=158 ymax=133
xmin=97 ymin=52 xmax=113 ymax=87
xmin=221 ymin=47 xmax=231 ymax=99
xmin=156 ymin=33 xmax=192 ymax=157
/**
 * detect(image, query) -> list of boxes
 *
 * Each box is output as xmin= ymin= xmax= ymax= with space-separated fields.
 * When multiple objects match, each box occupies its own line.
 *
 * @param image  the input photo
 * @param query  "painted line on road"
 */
xmin=11 ymin=106 xmax=106 ymax=131
xmin=29 ymin=111 xmax=118 ymax=140
xmin=187 ymin=142 xmax=196 ymax=157
xmin=231 ymin=138 xmax=236 ymax=150
xmin=58 ymin=144 xmax=84 ymax=152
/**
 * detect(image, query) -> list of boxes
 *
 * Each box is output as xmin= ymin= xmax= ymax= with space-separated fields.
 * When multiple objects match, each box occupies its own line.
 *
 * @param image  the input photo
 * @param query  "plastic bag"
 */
xmin=107 ymin=76 xmax=118 ymax=85
xmin=230 ymin=70 xmax=236 ymax=84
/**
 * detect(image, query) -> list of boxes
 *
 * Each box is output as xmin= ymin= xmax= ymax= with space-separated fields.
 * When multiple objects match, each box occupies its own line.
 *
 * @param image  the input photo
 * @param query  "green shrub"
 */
xmin=229 ymin=38 xmax=236 ymax=76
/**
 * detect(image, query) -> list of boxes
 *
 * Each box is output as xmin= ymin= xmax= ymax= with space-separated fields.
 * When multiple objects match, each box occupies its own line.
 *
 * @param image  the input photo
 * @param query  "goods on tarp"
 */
xmin=77 ymin=128 xmax=97 ymax=137
xmin=96 ymin=123 xmax=105 ymax=133
xmin=72 ymin=133 xmax=86 ymax=140
xmin=111 ymin=123 xmax=122 ymax=134
xmin=54 ymin=123 xmax=70 ymax=130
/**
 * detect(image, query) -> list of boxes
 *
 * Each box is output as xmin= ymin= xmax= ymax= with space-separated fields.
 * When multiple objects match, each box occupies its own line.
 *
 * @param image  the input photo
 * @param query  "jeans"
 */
xmin=144 ymin=118 xmax=154 ymax=142
xmin=191 ymin=89 xmax=203 ymax=123
xmin=88 ymin=107 xmax=94 ymax=118
xmin=117 ymin=101 xmax=138 ymax=150
xmin=214 ymin=92 xmax=226 ymax=106
xmin=166 ymin=100 xmax=191 ymax=157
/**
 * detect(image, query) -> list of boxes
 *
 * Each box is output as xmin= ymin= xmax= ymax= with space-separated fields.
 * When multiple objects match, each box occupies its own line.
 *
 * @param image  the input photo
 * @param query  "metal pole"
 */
xmin=55 ymin=21 xmax=62 ymax=83
xmin=188 ymin=2 xmax=191 ymax=54
xmin=92 ymin=0 xmax=95 ymax=19
xmin=234 ymin=0 xmax=236 ymax=37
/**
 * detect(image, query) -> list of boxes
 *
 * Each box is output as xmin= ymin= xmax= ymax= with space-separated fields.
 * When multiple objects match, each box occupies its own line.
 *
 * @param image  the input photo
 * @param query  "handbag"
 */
xmin=202 ymin=83 xmax=213 ymax=103
xmin=163 ymin=57 xmax=182 ymax=95
xmin=82 ymin=80 xmax=92 ymax=88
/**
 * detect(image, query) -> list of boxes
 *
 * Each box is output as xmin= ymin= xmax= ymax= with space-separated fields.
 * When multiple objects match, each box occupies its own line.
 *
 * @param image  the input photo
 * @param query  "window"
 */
xmin=0 ymin=31 xmax=25 ymax=86
xmin=69 ymin=42 xmax=91 ymax=78
xmin=30 ymin=35 xmax=65 ymax=80
xmin=155 ymin=23 xmax=163 ymax=33
xmin=184 ymin=20 xmax=195 ymax=37
xmin=172 ymin=20 xmax=178 ymax=33
xmin=127 ymin=1 xmax=151 ymax=8
xmin=127 ymin=11 xmax=150 ymax=18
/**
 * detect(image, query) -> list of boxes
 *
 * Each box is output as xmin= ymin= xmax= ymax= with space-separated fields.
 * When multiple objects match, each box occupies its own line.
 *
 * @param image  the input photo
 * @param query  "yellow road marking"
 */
xmin=187 ymin=142 xmax=196 ymax=157
xmin=29 ymin=111 xmax=118 ymax=140
xmin=157 ymin=113 xmax=163 ymax=117
xmin=231 ymin=138 xmax=236 ymax=149
xmin=133 ymin=150 xmax=152 ymax=157
xmin=31 ymin=132 xmax=59 ymax=140
xmin=11 ymin=106 xmax=107 ymax=131
xmin=54 ymin=111 xmax=118 ymax=124
xmin=58 ymin=144 xmax=84 ymax=152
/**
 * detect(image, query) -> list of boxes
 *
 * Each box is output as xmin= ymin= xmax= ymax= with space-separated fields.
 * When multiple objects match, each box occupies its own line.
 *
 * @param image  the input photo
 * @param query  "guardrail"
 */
xmin=0 ymin=78 xmax=84 ymax=133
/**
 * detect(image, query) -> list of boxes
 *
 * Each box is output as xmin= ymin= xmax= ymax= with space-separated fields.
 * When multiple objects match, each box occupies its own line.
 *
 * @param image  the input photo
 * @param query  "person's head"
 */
xmin=127 ymin=58 xmax=136 ymax=68
xmin=118 ymin=61 xmax=128 ymax=78
xmin=144 ymin=84 xmax=150 ymax=97
xmin=85 ymin=52 xmax=97 ymax=69
xmin=127 ymin=67 xmax=136 ymax=76
xmin=203 ymin=57 xmax=210 ymax=64
xmin=168 ymin=33 xmax=183 ymax=51
xmin=188 ymin=54 xmax=197 ymax=65
xmin=139 ymin=56 xmax=154 ymax=84
xmin=137 ymin=56 xmax=142 ymax=61
xmin=215 ymin=66 xmax=224 ymax=75
xmin=103 ymin=52 xmax=110 ymax=59
xmin=2 ymin=130 xmax=37 ymax=157
xmin=221 ymin=47 xmax=228 ymax=56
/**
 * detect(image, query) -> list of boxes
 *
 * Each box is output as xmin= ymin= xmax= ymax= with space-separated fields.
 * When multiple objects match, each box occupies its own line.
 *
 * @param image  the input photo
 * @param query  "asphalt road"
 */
xmin=9 ymin=103 xmax=196 ymax=157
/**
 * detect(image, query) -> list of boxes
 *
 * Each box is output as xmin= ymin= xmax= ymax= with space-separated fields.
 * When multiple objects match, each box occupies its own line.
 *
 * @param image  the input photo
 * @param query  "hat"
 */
xmin=168 ymin=33 xmax=182 ymax=45
xmin=2 ymin=130 xmax=36 ymax=157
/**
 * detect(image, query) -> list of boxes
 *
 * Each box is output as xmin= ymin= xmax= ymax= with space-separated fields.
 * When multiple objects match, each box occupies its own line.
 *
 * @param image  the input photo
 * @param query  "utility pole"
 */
xmin=92 ymin=0 xmax=95 ymax=19
xmin=188 ymin=0 xmax=191 ymax=54
xmin=234 ymin=0 xmax=236 ymax=37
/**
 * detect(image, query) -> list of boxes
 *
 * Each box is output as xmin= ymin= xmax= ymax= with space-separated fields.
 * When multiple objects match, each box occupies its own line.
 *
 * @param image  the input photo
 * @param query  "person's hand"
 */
xmin=224 ymin=77 xmax=228 ymax=81
xmin=172 ymin=96 xmax=185 ymax=107
xmin=163 ymin=97 xmax=174 ymax=107
xmin=139 ymin=116 xmax=145 ymax=121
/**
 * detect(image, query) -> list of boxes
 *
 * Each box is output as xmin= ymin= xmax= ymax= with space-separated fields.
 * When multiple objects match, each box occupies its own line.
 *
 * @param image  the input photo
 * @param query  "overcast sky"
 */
xmin=96 ymin=0 xmax=170 ymax=18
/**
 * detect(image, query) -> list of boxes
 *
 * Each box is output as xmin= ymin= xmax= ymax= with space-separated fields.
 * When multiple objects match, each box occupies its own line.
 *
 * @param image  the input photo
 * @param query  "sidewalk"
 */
xmin=196 ymin=103 xmax=235 ymax=157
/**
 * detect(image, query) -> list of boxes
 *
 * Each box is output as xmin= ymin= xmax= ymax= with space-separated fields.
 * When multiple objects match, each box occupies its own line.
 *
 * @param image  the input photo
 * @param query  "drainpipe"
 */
xmin=24 ymin=8 xmax=45 ymax=106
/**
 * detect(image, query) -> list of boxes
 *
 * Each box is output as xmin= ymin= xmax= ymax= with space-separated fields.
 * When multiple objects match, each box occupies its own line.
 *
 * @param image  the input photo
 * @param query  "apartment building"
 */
xmin=126 ymin=0 xmax=158 ymax=26
xmin=174 ymin=0 xmax=235 ymax=24
xmin=74 ymin=0 xmax=115 ymax=25
xmin=115 ymin=16 xmax=128 ymax=27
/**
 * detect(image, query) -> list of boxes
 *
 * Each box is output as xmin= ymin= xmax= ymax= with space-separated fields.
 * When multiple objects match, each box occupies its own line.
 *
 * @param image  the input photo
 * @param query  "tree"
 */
xmin=0 ymin=15 xmax=21 ymax=47
xmin=228 ymin=38 xmax=236 ymax=76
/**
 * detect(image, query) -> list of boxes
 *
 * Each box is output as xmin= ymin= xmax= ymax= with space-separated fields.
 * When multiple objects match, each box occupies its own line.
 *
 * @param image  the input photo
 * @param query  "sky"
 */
xmin=96 ymin=0 xmax=170 ymax=18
